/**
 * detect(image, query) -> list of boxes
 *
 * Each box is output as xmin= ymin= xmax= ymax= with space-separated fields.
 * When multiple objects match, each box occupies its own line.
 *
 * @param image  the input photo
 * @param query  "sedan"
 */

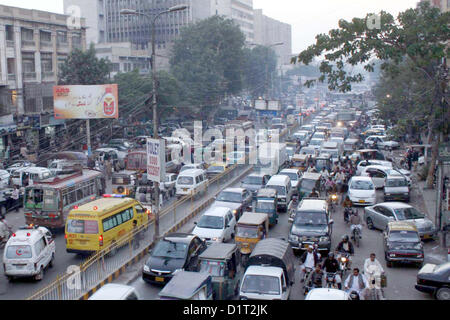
xmin=347 ymin=176 xmax=376 ymax=206
xmin=415 ymin=262 xmax=450 ymax=300
xmin=211 ymin=188 xmax=253 ymax=219
xmin=364 ymin=202 xmax=437 ymax=238
xmin=240 ymin=173 xmax=271 ymax=197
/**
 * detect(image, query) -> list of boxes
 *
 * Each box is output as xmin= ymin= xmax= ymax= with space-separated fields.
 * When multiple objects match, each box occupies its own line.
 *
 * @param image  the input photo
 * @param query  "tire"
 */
xmin=366 ymin=217 xmax=374 ymax=230
xmin=435 ymin=287 xmax=450 ymax=300
xmin=386 ymin=260 xmax=392 ymax=268
xmin=6 ymin=276 xmax=13 ymax=282
xmin=35 ymin=267 xmax=44 ymax=281
xmin=49 ymin=253 xmax=55 ymax=268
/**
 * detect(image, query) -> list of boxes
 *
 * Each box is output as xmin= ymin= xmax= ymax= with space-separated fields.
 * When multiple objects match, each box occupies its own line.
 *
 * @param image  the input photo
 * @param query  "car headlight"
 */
xmin=289 ymin=234 xmax=298 ymax=242
xmin=319 ymin=236 xmax=329 ymax=243
xmin=232 ymin=210 xmax=237 ymax=214
xmin=389 ymin=253 xmax=396 ymax=258
xmin=385 ymin=193 xmax=391 ymax=196
xmin=143 ymin=265 xmax=150 ymax=272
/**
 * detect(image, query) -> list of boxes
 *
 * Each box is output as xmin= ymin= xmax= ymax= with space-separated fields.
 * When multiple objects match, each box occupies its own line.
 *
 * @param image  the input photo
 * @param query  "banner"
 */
xmin=146 ymin=138 xmax=166 ymax=183
xmin=53 ymin=84 xmax=118 ymax=119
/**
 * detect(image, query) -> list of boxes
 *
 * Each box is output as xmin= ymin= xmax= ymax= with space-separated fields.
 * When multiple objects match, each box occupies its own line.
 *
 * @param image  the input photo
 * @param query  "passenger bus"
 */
xmin=65 ymin=195 xmax=150 ymax=255
xmin=24 ymin=169 xmax=105 ymax=230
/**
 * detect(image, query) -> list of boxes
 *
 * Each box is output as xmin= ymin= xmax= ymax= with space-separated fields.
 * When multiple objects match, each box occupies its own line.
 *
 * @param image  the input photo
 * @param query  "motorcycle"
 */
xmin=328 ymin=193 xmax=338 ymax=213
xmin=336 ymin=252 xmax=350 ymax=278
xmin=366 ymin=265 xmax=385 ymax=300
xmin=344 ymin=207 xmax=353 ymax=224
xmin=325 ymin=272 xmax=339 ymax=289
xmin=349 ymin=290 xmax=360 ymax=300
xmin=351 ymin=225 xmax=361 ymax=247
xmin=304 ymin=271 xmax=323 ymax=295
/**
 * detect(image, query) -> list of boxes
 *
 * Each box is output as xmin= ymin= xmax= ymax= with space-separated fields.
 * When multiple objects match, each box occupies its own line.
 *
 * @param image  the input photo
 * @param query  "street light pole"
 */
xmin=121 ymin=5 xmax=188 ymax=242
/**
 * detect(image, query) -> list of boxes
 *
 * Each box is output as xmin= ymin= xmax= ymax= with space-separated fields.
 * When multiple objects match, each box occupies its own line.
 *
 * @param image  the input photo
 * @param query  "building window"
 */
xmin=40 ymin=30 xmax=52 ymax=43
xmin=5 ymin=25 xmax=14 ymax=41
xmin=43 ymin=97 xmax=53 ymax=111
xmin=7 ymin=58 xmax=15 ymax=75
xmin=21 ymin=28 xmax=34 ymax=41
xmin=25 ymin=98 xmax=37 ymax=113
xmin=72 ymin=33 xmax=82 ymax=48
xmin=22 ymin=53 xmax=35 ymax=73
xmin=57 ymin=31 xmax=67 ymax=44
xmin=41 ymin=53 xmax=53 ymax=72
xmin=112 ymin=63 xmax=120 ymax=72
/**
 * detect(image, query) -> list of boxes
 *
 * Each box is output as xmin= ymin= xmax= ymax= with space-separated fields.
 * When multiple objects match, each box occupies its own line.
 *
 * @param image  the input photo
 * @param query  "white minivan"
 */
xmin=192 ymin=206 xmax=236 ymax=243
xmin=89 ymin=284 xmax=141 ymax=300
xmin=175 ymin=169 xmax=208 ymax=198
xmin=3 ymin=225 xmax=55 ymax=281
xmin=266 ymin=175 xmax=293 ymax=212
xmin=11 ymin=167 xmax=52 ymax=187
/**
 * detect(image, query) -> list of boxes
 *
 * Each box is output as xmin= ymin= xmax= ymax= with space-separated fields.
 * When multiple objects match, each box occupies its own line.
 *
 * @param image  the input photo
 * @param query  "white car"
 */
xmin=348 ymin=176 xmax=376 ymax=206
xmin=308 ymin=138 xmax=324 ymax=150
xmin=0 ymin=170 xmax=10 ymax=188
xmin=89 ymin=284 xmax=141 ymax=300
xmin=365 ymin=136 xmax=399 ymax=150
xmin=192 ymin=207 xmax=236 ymax=243
xmin=361 ymin=165 xmax=411 ymax=188
xmin=356 ymin=160 xmax=393 ymax=175
xmin=305 ymin=288 xmax=351 ymax=300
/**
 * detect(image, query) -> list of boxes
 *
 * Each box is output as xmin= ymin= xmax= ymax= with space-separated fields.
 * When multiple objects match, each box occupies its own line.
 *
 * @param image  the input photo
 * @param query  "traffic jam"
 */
xmin=0 ymin=99 xmax=448 ymax=301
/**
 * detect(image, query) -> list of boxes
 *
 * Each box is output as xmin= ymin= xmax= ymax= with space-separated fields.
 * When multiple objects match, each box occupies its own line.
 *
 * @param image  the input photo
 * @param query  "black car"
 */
xmin=0 ymin=188 xmax=23 ymax=216
xmin=415 ymin=262 xmax=450 ymax=300
xmin=142 ymin=233 xmax=207 ymax=285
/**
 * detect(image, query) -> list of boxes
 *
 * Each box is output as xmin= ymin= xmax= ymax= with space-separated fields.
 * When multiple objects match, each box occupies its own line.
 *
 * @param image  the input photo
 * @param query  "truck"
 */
xmin=254 ymin=142 xmax=287 ymax=176
xmin=239 ymin=238 xmax=296 ymax=300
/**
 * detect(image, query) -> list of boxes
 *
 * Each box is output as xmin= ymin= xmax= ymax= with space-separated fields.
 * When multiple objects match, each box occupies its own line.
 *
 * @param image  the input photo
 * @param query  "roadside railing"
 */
xmin=27 ymin=162 xmax=254 ymax=300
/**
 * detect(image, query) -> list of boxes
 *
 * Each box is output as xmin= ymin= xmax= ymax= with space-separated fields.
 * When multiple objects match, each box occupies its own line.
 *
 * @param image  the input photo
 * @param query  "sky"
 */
xmin=0 ymin=0 xmax=420 ymax=53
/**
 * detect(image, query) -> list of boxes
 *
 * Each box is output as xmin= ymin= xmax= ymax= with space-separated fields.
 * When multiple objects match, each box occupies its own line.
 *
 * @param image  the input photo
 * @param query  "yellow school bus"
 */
xmin=65 ymin=194 xmax=150 ymax=255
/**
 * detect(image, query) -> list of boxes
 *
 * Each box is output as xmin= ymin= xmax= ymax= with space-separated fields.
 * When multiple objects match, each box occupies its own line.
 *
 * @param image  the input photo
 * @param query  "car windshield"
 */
xmin=280 ymin=172 xmax=298 ymax=181
xmin=387 ymin=169 xmax=403 ymax=177
xmin=256 ymin=200 xmax=275 ymax=212
xmin=300 ymin=179 xmax=316 ymax=191
xmin=294 ymin=212 xmax=327 ymax=226
xmin=394 ymin=207 xmax=425 ymax=220
xmin=236 ymin=225 xmax=258 ymax=238
xmin=243 ymin=176 xmax=263 ymax=185
xmin=199 ymin=260 xmax=226 ymax=277
xmin=177 ymin=176 xmax=194 ymax=185
xmin=241 ymin=275 xmax=280 ymax=295
xmin=152 ymin=240 xmax=188 ymax=259
xmin=310 ymin=140 xmax=322 ymax=145
xmin=267 ymin=185 xmax=286 ymax=196
xmin=350 ymin=180 xmax=374 ymax=190
xmin=5 ymin=245 xmax=32 ymax=259
xmin=301 ymin=149 xmax=315 ymax=155
xmin=197 ymin=215 xmax=224 ymax=229
xmin=388 ymin=231 xmax=420 ymax=243
xmin=292 ymin=160 xmax=306 ymax=167
xmin=216 ymin=191 xmax=242 ymax=202
xmin=386 ymin=178 xmax=407 ymax=187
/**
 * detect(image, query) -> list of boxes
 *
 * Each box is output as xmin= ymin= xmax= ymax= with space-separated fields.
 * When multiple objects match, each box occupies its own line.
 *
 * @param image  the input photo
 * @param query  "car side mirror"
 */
xmin=194 ymin=222 xmax=197 ymax=225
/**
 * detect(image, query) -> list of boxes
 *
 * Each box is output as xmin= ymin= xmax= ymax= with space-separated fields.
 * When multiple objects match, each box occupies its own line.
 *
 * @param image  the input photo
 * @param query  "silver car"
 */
xmin=364 ymin=202 xmax=436 ymax=239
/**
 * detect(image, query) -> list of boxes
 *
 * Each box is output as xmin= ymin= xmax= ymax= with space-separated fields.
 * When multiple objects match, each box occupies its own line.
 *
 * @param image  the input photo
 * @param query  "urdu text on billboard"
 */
xmin=53 ymin=84 xmax=119 ymax=119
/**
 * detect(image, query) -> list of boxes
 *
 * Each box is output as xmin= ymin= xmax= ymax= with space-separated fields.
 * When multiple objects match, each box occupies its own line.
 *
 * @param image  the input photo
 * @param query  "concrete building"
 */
xmin=253 ymin=8 xmax=292 ymax=68
xmin=423 ymin=0 xmax=450 ymax=12
xmin=0 ymin=4 xmax=86 ymax=159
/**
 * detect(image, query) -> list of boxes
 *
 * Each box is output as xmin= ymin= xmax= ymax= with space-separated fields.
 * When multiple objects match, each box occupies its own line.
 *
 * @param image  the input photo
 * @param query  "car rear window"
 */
xmin=5 ymin=245 xmax=32 ymax=259
xmin=67 ymin=219 xmax=99 ymax=234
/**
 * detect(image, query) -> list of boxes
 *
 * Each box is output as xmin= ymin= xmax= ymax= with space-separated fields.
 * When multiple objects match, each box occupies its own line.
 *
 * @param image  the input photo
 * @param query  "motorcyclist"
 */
xmin=299 ymin=245 xmax=320 ymax=282
xmin=364 ymin=253 xmax=384 ymax=275
xmin=325 ymin=176 xmax=335 ymax=196
xmin=322 ymin=252 xmax=342 ymax=289
xmin=305 ymin=264 xmax=325 ymax=290
xmin=336 ymin=235 xmax=354 ymax=269
xmin=343 ymin=196 xmax=353 ymax=208
xmin=307 ymin=164 xmax=317 ymax=173
xmin=344 ymin=268 xmax=369 ymax=300
xmin=309 ymin=188 xmax=320 ymax=198
xmin=349 ymin=210 xmax=363 ymax=239
xmin=364 ymin=253 xmax=385 ymax=299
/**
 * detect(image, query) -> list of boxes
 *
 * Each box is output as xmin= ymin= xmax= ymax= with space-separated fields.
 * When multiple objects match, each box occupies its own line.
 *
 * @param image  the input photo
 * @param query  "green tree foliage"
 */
xmin=58 ymin=43 xmax=111 ymax=85
xmin=170 ymin=16 xmax=246 ymax=109
xmin=242 ymin=45 xmax=277 ymax=98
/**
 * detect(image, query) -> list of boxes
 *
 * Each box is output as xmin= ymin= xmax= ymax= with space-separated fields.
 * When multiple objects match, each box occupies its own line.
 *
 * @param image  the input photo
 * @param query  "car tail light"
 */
xmin=64 ymin=234 xmax=68 ymax=239
xmin=99 ymin=235 xmax=103 ymax=246
xmin=73 ymin=205 xmax=78 ymax=210
xmin=12 ymin=233 xmax=16 ymax=237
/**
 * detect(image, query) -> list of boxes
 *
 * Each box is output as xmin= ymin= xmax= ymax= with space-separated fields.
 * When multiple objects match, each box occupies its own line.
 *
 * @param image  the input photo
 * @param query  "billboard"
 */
xmin=53 ymin=84 xmax=118 ymax=119
xmin=254 ymin=99 xmax=267 ymax=110
xmin=146 ymin=138 xmax=166 ymax=183
xmin=267 ymin=100 xmax=280 ymax=111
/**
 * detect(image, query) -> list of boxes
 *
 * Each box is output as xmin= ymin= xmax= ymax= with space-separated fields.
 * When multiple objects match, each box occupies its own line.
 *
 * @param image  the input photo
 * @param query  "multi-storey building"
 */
xmin=0 ymin=4 xmax=86 ymax=159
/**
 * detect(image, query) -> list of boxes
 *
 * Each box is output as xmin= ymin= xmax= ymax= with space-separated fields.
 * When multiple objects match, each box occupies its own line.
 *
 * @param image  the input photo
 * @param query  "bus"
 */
xmin=65 ymin=195 xmax=150 ymax=255
xmin=24 ymin=169 xmax=105 ymax=230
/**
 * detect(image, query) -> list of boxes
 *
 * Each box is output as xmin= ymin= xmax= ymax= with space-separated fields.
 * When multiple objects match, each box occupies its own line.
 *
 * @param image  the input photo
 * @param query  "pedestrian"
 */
xmin=132 ymin=220 xmax=140 ymax=249
xmin=407 ymin=149 xmax=413 ymax=171
xmin=10 ymin=186 xmax=20 ymax=212
xmin=412 ymin=149 xmax=419 ymax=171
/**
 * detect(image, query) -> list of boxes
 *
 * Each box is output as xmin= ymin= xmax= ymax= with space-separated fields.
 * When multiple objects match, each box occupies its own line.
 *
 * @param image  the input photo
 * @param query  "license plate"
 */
xmin=359 ymin=200 xmax=365 ymax=203
xmin=422 ymin=234 xmax=431 ymax=239
xmin=155 ymin=277 xmax=164 ymax=282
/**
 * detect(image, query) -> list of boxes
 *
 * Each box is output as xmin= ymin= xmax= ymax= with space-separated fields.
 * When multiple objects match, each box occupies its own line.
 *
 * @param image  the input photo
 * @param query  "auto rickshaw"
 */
xmin=315 ymin=153 xmax=332 ymax=172
xmin=290 ymin=154 xmax=309 ymax=173
xmin=198 ymin=243 xmax=242 ymax=300
xmin=298 ymin=172 xmax=322 ymax=200
xmin=235 ymin=212 xmax=269 ymax=266
xmin=111 ymin=170 xmax=136 ymax=197
xmin=254 ymin=188 xmax=279 ymax=226
xmin=158 ymin=271 xmax=213 ymax=300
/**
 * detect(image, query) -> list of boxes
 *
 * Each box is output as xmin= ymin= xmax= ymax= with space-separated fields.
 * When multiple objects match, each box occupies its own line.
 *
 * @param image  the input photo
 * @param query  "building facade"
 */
xmin=0 ymin=4 xmax=86 ymax=160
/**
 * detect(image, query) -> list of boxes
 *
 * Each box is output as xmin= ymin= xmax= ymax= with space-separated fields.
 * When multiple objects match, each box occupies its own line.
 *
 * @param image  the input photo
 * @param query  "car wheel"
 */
xmin=384 ymin=146 xmax=389 ymax=151
xmin=436 ymin=287 xmax=450 ymax=301
xmin=366 ymin=217 xmax=374 ymax=230
xmin=35 ymin=267 xmax=44 ymax=281
xmin=6 ymin=276 xmax=13 ymax=282
xmin=49 ymin=253 xmax=55 ymax=268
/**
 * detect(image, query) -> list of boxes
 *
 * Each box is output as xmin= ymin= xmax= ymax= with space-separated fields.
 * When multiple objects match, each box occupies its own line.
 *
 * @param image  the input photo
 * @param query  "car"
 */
xmin=384 ymin=175 xmax=410 ymax=202
xmin=356 ymin=160 xmax=393 ymax=176
xmin=299 ymin=146 xmax=318 ymax=158
xmin=206 ymin=163 xmax=227 ymax=178
xmin=89 ymin=284 xmax=141 ymax=300
xmin=347 ymin=176 xmax=376 ymax=206
xmin=192 ymin=207 xmax=236 ymax=243
xmin=286 ymin=146 xmax=296 ymax=160
xmin=105 ymin=139 xmax=134 ymax=151
xmin=415 ymin=262 xmax=450 ymax=300
xmin=308 ymin=138 xmax=324 ymax=150
xmin=305 ymin=288 xmax=351 ymax=300
xmin=240 ymin=173 xmax=271 ymax=197
xmin=383 ymin=221 xmax=424 ymax=268
xmin=212 ymin=188 xmax=253 ymax=219
xmin=163 ymin=173 xmax=178 ymax=197
xmin=364 ymin=202 xmax=437 ymax=239
xmin=226 ymin=151 xmax=246 ymax=165
xmin=365 ymin=135 xmax=399 ymax=150
xmin=180 ymin=163 xmax=207 ymax=173
xmin=292 ymin=131 xmax=309 ymax=146
xmin=6 ymin=161 xmax=35 ymax=174
xmin=278 ymin=168 xmax=301 ymax=195
xmin=142 ymin=233 xmax=207 ymax=285
xmin=360 ymin=165 xmax=389 ymax=189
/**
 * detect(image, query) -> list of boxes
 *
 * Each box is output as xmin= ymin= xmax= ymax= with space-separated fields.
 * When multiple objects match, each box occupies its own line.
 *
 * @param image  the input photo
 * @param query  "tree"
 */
xmin=170 ymin=16 xmax=246 ymax=120
xmin=58 ymin=43 xmax=111 ymax=85
xmin=242 ymin=45 xmax=277 ymax=99
xmin=293 ymin=1 xmax=449 ymax=187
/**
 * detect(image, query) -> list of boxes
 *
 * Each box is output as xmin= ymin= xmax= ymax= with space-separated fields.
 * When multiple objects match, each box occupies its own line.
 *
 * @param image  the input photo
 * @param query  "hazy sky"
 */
xmin=0 ymin=0 xmax=419 ymax=52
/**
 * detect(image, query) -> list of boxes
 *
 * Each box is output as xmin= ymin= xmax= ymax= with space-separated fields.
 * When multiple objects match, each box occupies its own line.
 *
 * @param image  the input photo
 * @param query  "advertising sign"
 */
xmin=53 ymin=84 xmax=118 ymax=119
xmin=146 ymin=138 xmax=166 ymax=183
xmin=267 ymin=100 xmax=280 ymax=111
xmin=254 ymin=99 xmax=267 ymax=110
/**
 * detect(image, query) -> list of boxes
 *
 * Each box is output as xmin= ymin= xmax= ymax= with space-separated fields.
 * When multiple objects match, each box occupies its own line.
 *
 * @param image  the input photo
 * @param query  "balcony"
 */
xmin=21 ymin=39 xmax=36 ymax=47
xmin=23 ymin=72 xmax=37 ymax=81
xmin=40 ymin=41 xmax=54 ymax=51
xmin=6 ymin=40 xmax=14 ymax=48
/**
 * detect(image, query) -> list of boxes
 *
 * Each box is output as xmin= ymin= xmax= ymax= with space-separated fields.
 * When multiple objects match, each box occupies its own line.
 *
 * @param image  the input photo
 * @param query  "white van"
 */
xmin=11 ymin=167 xmax=52 ymax=187
xmin=266 ymin=175 xmax=293 ymax=212
xmin=89 ymin=284 xmax=141 ymax=300
xmin=192 ymin=206 xmax=236 ymax=243
xmin=3 ymin=225 xmax=55 ymax=281
xmin=0 ymin=169 xmax=10 ymax=188
xmin=175 ymin=169 xmax=208 ymax=198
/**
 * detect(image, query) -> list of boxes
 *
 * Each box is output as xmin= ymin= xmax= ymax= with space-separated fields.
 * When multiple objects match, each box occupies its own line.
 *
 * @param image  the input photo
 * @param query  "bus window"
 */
xmin=25 ymin=189 xmax=44 ymax=209
xmin=43 ymin=189 xmax=58 ymax=211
